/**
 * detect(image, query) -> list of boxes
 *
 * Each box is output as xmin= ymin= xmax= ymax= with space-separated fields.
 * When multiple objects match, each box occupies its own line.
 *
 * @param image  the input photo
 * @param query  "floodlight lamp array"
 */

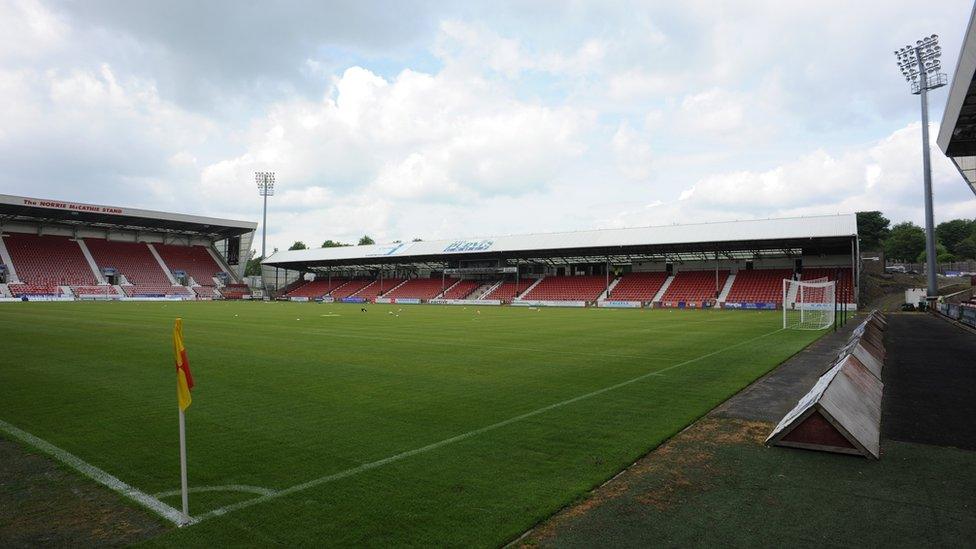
xmin=894 ymin=34 xmax=943 ymax=86
xmin=255 ymin=171 xmax=276 ymax=196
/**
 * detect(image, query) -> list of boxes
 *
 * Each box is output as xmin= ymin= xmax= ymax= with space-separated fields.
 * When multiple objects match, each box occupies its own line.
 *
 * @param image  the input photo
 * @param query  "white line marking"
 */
xmin=154 ymin=484 xmax=277 ymax=498
xmin=197 ymin=328 xmax=785 ymax=522
xmin=0 ymin=418 xmax=189 ymax=526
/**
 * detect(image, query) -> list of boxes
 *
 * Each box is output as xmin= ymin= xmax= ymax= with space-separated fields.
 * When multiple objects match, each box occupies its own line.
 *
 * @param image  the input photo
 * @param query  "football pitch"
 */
xmin=1 ymin=302 xmax=823 ymax=546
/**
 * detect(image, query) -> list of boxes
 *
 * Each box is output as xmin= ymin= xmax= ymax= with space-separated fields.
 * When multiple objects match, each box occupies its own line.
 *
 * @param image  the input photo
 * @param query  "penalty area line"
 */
xmin=0 ymin=418 xmax=189 ymax=526
xmin=196 ymin=327 xmax=785 ymax=522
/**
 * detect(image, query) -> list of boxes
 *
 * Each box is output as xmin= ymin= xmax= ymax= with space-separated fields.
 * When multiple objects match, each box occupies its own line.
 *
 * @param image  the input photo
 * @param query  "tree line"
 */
xmin=857 ymin=211 xmax=976 ymax=263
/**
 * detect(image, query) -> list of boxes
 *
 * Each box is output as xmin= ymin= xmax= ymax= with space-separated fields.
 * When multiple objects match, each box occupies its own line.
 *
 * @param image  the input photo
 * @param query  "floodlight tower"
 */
xmin=895 ymin=35 xmax=947 ymax=301
xmin=255 ymin=171 xmax=276 ymax=259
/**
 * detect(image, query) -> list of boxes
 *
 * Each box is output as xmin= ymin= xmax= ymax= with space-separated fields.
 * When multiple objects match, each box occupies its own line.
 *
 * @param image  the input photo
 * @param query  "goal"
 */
xmin=783 ymin=278 xmax=836 ymax=330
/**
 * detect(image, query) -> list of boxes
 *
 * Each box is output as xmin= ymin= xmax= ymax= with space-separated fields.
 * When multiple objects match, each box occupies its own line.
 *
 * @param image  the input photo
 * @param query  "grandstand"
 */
xmin=0 ymin=194 xmax=256 ymax=300
xmin=264 ymin=214 xmax=859 ymax=309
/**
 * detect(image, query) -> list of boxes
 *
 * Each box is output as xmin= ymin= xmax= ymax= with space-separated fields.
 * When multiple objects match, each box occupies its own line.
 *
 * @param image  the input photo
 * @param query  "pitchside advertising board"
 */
xmin=428 ymin=299 xmax=502 ymax=306
xmin=724 ymin=302 xmax=778 ymax=310
xmin=598 ymin=301 xmax=642 ymax=308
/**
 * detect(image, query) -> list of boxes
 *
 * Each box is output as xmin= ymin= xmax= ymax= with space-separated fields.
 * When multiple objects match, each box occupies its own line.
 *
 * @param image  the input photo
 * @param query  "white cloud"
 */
xmin=605 ymin=123 xmax=974 ymax=229
xmin=201 ymin=64 xmax=592 ymax=211
xmin=611 ymin=122 xmax=653 ymax=180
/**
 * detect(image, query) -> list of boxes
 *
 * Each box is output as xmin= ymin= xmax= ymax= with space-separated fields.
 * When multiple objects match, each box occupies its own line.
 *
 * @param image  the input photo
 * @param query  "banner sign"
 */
xmin=340 ymin=297 xmax=366 ymax=303
xmin=443 ymin=239 xmax=494 ymax=253
xmin=726 ymin=301 xmax=778 ymax=310
xmin=393 ymin=298 xmax=421 ymax=304
xmin=289 ymin=296 xmax=310 ymax=302
xmin=19 ymin=196 xmax=125 ymax=215
xmin=428 ymin=299 xmax=502 ymax=306
xmin=374 ymin=298 xmax=392 ymax=304
xmin=598 ymin=300 xmax=642 ymax=308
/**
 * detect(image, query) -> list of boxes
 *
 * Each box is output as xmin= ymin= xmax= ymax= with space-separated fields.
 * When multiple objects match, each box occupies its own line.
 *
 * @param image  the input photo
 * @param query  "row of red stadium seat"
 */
xmin=155 ymin=243 xmax=224 ymax=298
xmin=385 ymin=278 xmax=459 ymax=300
xmin=662 ymin=270 xmax=729 ymax=303
xmin=8 ymin=283 xmax=64 ymax=296
xmin=522 ymin=275 xmax=607 ymax=301
xmin=442 ymin=280 xmax=482 ymax=299
xmin=724 ymin=269 xmax=794 ymax=304
xmin=357 ymin=278 xmax=406 ymax=300
xmin=285 ymin=279 xmax=349 ymax=298
xmin=485 ymin=281 xmax=531 ymax=301
xmin=609 ymin=272 xmax=668 ymax=301
xmin=3 ymin=234 xmax=97 ymax=287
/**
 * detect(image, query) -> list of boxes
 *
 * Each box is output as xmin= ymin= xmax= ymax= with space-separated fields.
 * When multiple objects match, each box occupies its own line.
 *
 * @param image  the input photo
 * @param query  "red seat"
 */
xmin=662 ymin=271 xmax=729 ymax=303
xmin=3 ymin=234 xmax=97 ymax=289
xmin=609 ymin=272 xmax=668 ymax=301
xmin=724 ymin=269 xmax=794 ymax=304
xmin=386 ymin=278 xmax=459 ymax=300
xmin=522 ymin=275 xmax=607 ymax=301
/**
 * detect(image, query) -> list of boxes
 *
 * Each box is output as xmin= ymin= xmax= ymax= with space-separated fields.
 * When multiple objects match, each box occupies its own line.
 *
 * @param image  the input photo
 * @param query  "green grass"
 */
xmin=0 ymin=302 xmax=822 ymax=546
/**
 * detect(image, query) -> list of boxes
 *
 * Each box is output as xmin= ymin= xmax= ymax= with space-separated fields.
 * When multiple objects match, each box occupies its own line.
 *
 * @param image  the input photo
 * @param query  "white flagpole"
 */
xmin=178 ymin=407 xmax=189 ymax=524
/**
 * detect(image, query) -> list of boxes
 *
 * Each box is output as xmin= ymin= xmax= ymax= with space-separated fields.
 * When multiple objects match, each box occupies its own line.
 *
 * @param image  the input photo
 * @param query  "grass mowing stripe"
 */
xmin=0 ymin=418 xmax=187 ymax=526
xmin=196 ymin=327 xmax=784 ymax=522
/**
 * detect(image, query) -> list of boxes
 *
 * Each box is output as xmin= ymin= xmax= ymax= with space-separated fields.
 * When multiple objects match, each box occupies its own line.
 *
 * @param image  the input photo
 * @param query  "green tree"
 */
xmin=289 ymin=241 xmax=308 ymax=251
xmin=856 ymin=211 xmax=890 ymax=249
xmin=245 ymin=253 xmax=263 ymax=276
xmin=917 ymin=243 xmax=955 ymax=263
xmin=358 ymin=235 xmax=375 ymax=246
xmin=321 ymin=240 xmax=349 ymax=248
xmin=955 ymin=237 xmax=976 ymax=260
xmin=936 ymin=219 xmax=975 ymax=255
xmin=884 ymin=222 xmax=925 ymax=262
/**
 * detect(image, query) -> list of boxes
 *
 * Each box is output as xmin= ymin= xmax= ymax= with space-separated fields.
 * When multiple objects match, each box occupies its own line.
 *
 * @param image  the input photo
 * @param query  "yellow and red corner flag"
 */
xmin=173 ymin=318 xmax=194 ymax=411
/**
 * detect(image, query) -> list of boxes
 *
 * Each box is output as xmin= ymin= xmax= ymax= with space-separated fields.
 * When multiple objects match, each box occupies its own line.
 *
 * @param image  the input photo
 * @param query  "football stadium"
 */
xmin=2 ymin=2 xmax=976 ymax=548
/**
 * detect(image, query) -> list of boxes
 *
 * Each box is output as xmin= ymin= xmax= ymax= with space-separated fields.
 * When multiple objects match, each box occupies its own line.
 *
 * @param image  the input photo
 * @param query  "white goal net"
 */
xmin=783 ymin=278 xmax=836 ymax=330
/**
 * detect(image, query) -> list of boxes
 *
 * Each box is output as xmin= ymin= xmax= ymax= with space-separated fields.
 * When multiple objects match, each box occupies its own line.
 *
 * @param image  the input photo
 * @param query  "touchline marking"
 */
xmin=0 ymin=418 xmax=189 ymax=526
xmin=196 ymin=327 xmax=785 ymax=522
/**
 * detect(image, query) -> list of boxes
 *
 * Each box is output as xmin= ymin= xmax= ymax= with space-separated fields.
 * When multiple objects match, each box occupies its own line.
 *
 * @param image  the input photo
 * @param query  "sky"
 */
xmin=2 ymin=0 xmax=975 ymax=254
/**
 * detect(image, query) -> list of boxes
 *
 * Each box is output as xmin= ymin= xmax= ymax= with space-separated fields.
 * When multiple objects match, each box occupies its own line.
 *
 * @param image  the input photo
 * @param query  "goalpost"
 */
xmin=783 ymin=278 xmax=836 ymax=330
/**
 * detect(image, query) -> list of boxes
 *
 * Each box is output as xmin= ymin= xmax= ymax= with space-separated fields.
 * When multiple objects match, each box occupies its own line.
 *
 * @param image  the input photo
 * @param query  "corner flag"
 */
xmin=173 ymin=317 xmax=194 ymax=523
xmin=174 ymin=318 xmax=194 ymax=411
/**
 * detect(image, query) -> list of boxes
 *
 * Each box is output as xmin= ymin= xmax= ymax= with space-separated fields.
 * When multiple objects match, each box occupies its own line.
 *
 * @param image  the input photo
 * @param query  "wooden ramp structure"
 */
xmin=766 ymin=311 xmax=887 ymax=458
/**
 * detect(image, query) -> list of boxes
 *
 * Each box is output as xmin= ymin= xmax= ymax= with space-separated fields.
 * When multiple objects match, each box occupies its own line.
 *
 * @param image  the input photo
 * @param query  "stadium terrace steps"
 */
xmin=85 ymin=239 xmax=186 ymax=296
xmin=155 ymin=243 xmax=225 ymax=296
xmin=285 ymin=279 xmax=349 ymax=299
xmin=661 ymin=270 xmax=730 ymax=303
xmin=441 ymin=279 xmax=482 ymax=299
xmin=0 ymin=235 xmax=19 ymax=282
xmin=716 ymin=273 xmax=736 ymax=302
xmin=522 ymin=275 xmax=607 ymax=301
xmin=2 ymin=234 xmax=98 ymax=289
xmin=485 ymin=281 xmax=532 ymax=302
xmin=385 ymin=278 xmax=459 ymax=300
xmin=608 ymin=272 xmax=668 ymax=302
xmin=653 ymin=275 xmax=674 ymax=301
xmin=333 ymin=279 xmax=374 ymax=300
xmin=75 ymin=239 xmax=105 ymax=283
xmin=517 ymin=277 xmax=545 ymax=299
xmin=359 ymin=278 xmax=407 ymax=300
xmin=0 ymin=283 xmax=10 ymax=298
xmin=724 ymin=269 xmax=794 ymax=304
xmin=471 ymin=280 xmax=502 ymax=299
